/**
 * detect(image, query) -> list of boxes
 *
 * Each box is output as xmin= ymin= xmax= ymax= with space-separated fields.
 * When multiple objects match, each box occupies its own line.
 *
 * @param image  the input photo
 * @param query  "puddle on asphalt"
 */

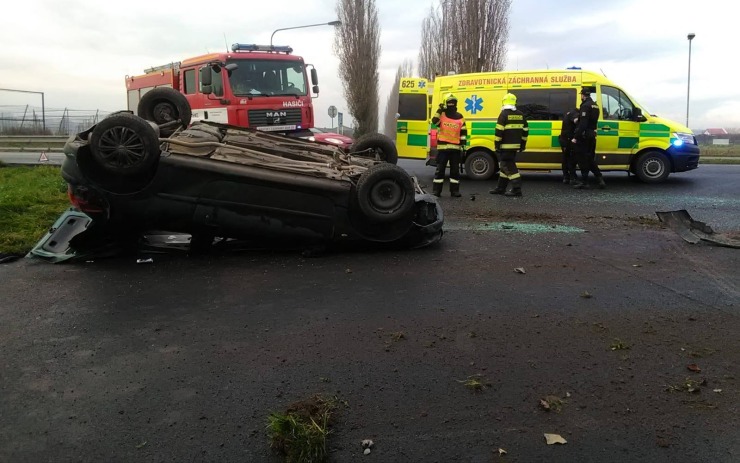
xmin=446 ymin=221 xmax=585 ymax=234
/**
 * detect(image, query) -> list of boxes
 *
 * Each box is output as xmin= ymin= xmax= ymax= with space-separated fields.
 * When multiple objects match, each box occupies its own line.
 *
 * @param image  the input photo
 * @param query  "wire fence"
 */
xmin=0 ymin=105 xmax=112 ymax=136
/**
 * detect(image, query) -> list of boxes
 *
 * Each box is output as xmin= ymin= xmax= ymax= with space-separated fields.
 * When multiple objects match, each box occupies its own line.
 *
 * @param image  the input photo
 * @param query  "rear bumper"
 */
xmin=667 ymin=144 xmax=700 ymax=172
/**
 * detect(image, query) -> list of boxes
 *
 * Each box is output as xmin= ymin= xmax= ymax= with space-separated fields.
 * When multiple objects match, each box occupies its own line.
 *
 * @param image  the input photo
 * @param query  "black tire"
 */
xmin=634 ymin=151 xmax=671 ymax=183
xmin=137 ymin=87 xmax=192 ymax=136
xmin=464 ymin=150 xmax=497 ymax=180
xmin=89 ymin=113 xmax=161 ymax=176
xmin=351 ymin=133 xmax=399 ymax=164
xmin=356 ymin=163 xmax=415 ymax=223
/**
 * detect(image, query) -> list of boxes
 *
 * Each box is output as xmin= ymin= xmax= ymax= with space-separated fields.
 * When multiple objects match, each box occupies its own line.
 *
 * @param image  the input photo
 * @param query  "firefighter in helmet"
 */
xmin=431 ymin=93 xmax=467 ymax=197
xmin=490 ymin=93 xmax=528 ymax=197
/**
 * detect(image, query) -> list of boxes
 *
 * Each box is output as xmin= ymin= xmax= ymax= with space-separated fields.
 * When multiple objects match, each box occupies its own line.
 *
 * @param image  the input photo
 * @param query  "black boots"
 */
xmin=596 ymin=176 xmax=606 ymax=189
xmin=450 ymin=182 xmax=461 ymax=197
xmin=504 ymin=178 xmax=522 ymax=197
xmin=432 ymin=181 xmax=443 ymax=197
xmin=489 ymin=176 xmax=508 ymax=195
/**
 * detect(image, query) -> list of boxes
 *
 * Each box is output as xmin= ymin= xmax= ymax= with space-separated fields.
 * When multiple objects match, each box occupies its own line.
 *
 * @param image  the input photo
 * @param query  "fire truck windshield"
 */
xmin=227 ymin=59 xmax=307 ymax=97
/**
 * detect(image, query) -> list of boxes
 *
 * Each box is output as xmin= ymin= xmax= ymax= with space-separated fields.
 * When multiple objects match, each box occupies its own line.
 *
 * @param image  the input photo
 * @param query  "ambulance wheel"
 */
xmin=137 ymin=87 xmax=192 ymax=136
xmin=634 ymin=151 xmax=671 ymax=183
xmin=351 ymin=133 xmax=398 ymax=164
xmin=356 ymin=163 xmax=415 ymax=223
xmin=89 ymin=112 xmax=160 ymax=176
xmin=464 ymin=150 xmax=497 ymax=180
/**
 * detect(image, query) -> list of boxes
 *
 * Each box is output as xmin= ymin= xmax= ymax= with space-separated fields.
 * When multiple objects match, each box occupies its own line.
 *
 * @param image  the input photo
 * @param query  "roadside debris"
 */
xmin=539 ymin=395 xmax=565 ymax=413
xmin=657 ymin=210 xmax=740 ymax=249
xmin=544 ymin=433 xmax=568 ymax=445
xmin=514 ymin=267 xmax=526 ymax=274
xmin=136 ymin=258 xmax=154 ymax=264
xmin=580 ymin=291 xmax=593 ymax=299
xmin=498 ymin=448 xmax=507 ymax=455
xmin=457 ymin=374 xmax=492 ymax=392
xmin=667 ymin=377 xmax=707 ymax=394
xmin=610 ymin=339 xmax=630 ymax=351
xmin=687 ymin=363 xmax=701 ymax=373
xmin=362 ymin=439 xmax=374 ymax=455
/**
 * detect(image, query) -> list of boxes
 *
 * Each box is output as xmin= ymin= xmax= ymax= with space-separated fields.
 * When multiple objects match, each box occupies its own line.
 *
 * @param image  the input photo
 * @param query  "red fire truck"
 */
xmin=125 ymin=44 xmax=319 ymax=134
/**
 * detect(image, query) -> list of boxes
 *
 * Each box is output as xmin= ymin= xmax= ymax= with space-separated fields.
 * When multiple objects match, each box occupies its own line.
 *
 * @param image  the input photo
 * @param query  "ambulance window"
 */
xmin=184 ymin=69 xmax=196 ymax=94
xmin=512 ymin=89 xmax=576 ymax=121
xmin=601 ymin=86 xmax=635 ymax=121
xmin=398 ymin=94 xmax=427 ymax=121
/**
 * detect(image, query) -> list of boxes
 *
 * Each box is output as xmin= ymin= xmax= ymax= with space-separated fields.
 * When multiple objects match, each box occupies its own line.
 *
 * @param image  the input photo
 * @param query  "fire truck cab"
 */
xmin=125 ymin=44 xmax=319 ymax=134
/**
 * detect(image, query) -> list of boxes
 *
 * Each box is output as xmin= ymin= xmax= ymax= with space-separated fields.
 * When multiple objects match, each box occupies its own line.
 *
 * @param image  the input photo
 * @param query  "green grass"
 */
xmin=267 ymin=395 xmax=338 ymax=463
xmin=699 ymin=145 xmax=740 ymax=157
xmin=0 ymin=165 xmax=69 ymax=255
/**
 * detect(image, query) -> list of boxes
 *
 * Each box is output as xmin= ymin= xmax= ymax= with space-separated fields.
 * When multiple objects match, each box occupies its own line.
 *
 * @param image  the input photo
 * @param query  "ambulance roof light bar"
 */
xmin=231 ymin=44 xmax=293 ymax=54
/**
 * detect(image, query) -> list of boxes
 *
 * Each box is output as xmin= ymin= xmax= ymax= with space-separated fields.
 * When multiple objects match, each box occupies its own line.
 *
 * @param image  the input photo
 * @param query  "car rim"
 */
xmin=370 ymin=179 xmax=404 ymax=213
xmin=97 ymin=127 xmax=146 ymax=168
xmin=643 ymin=158 xmax=665 ymax=178
xmin=152 ymin=101 xmax=177 ymax=124
xmin=471 ymin=157 xmax=489 ymax=175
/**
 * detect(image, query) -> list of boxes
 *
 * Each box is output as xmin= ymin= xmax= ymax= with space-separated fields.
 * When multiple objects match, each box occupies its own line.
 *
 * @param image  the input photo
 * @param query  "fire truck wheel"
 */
xmin=137 ymin=87 xmax=192 ymax=136
xmin=89 ymin=113 xmax=161 ymax=176
xmin=355 ymin=163 xmax=415 ymax=223
xmin=351 ymin=133 xmax=399 ymax=164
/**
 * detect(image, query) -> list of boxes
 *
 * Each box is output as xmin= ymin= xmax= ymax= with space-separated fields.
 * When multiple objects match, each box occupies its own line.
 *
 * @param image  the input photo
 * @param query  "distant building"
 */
xmin=703 ymin=128 xmax=728 ymax=136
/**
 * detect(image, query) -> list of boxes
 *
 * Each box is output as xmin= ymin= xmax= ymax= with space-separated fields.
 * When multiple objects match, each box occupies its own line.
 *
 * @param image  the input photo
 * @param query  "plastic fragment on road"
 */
xmin=657 ymin=210 xmax=740 ymax=249
xmin=514 ymin=267 xmax=526 ymax=274
xmin=136 ymin=258 xmax=154 ymax=264
xmin=544 ymin=433 xmax=568 ymax=445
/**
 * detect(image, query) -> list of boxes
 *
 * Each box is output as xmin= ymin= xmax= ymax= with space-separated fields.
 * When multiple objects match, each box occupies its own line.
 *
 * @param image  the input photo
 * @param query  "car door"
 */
xmin=598 ymin=85 xmax=639 ymax=169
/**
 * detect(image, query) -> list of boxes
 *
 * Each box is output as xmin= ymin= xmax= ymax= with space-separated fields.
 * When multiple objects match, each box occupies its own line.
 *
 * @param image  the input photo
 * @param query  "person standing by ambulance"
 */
xmin=559 ymin=108 xmax=580 ymax=184
xmin=490 ymin=93 xmax=528 ymax=197
xmin=571 ymin=87 xmax=606 ymax=189
xmin=431 ymin=94 xmax=467 ymax=197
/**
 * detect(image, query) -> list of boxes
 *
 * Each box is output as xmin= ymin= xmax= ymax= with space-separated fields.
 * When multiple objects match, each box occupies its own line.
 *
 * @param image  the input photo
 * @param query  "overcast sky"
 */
xmin=0 ymin=0 xmax=735 ymax=131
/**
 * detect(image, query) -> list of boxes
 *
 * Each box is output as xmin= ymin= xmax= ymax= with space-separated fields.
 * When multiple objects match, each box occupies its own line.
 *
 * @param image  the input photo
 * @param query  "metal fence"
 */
xmin=0 ymin=105 xmax=111 ymax=136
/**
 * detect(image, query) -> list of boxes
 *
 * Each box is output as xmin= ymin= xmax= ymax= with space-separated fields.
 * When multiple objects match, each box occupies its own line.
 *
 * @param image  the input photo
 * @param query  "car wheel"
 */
xmin=137 ymin=87 xmax=192 ymax=136
xmin=464 ymin=150 xmax=497 ymax=180
xmin=634 ymin=151 xmax=671 ymax=183
xmin=89 ymin=112 xmax=161 ymax=176
xmin=356 ymin=163 xmax=415 ymax=223
xmin=351 ymin=133 xmax=399 ymax=164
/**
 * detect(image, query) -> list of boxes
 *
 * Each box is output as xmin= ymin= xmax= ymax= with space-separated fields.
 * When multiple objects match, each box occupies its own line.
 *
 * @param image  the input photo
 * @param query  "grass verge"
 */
xmin=0 ymin=165 xmax=69 ymax=255
xmin=267 ymin=395 xmax=339 ymax=463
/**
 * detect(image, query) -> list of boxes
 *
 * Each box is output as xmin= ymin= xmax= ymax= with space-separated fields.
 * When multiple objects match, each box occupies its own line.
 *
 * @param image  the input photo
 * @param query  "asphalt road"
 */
xmin=1 ymin=162 xmax=739 ymax=462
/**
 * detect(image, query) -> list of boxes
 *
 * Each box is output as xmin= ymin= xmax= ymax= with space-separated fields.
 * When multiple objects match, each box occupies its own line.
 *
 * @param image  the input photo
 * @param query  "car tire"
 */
xmin=89 ymin=112 xmax=161 ymax=176
xmin=137 ymin=87 xmax=192 ymax=136
xmin=634 ymin=151 xmax=671 ymax=183
xmin=356 ymin=163 xmax=415 ymax=223
xmin=351 ymin=133 xmax=399 ymax=164
xmin=464 ymin=150 xmax=497 ymax=180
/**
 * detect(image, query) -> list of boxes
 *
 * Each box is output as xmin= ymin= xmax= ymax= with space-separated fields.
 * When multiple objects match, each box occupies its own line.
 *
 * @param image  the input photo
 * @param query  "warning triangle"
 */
xmin=39 ymin=152 xmax=49 ymax=162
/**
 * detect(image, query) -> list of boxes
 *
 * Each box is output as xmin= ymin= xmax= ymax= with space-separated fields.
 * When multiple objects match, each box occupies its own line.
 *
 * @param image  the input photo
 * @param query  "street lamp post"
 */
xmin=686 ymin=33 xmax=695 ymax=128
xmin=270 ymin=20 xmax=342 ymax=47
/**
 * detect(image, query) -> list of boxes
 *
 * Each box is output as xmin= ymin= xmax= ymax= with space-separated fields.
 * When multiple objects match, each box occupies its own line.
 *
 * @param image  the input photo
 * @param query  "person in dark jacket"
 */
xmin=559 ymin=108 xmax=579 ymax=184
xmin=490 ymin=93 xmax=529 ymax=197
xmin=571 ymin=87 xmax=606 ymax=189
xmin=431 ymin=93 xmax=467 ymax=197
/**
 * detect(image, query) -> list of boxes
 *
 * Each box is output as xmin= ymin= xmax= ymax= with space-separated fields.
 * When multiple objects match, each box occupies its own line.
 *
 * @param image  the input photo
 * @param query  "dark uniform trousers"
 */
xmin=434 ymin=148 xmax=461 ymax=185
xmin=573 ymin=132 xmax=602 ymax=181
xmin=498 ymin=150 xmax=520 ymax=183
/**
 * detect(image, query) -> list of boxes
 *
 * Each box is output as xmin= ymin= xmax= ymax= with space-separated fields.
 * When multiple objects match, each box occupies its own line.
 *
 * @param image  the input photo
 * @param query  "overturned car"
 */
xmin=30 ymin=90 xmax=443 ymax=261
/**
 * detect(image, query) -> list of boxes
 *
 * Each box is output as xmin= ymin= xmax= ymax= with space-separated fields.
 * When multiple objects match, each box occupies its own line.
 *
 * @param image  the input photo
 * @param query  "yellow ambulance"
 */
xmin=395 ymin=69 xmax=700 ymax=183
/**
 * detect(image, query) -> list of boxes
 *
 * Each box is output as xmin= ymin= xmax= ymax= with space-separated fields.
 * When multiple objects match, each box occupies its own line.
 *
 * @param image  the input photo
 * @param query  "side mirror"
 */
xmin=311 ymin=68 xmax=319 ymax=86
xmin=632 ymin=107 xmax=643 ymax=121
xmin=200 ymin=65 xmax=213 ymax=95
xmin=313 ymin=85 xmax=319 ymax=94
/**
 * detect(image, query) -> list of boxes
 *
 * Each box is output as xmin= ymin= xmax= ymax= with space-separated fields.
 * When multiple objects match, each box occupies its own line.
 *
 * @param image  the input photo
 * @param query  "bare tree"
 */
xmin=419 ymin=0 xmax=511 ymax=78
xmin=334 ymin=0 xmax=381 ymax=139
xmin=382 ymin=59 xmax=414 ymax=137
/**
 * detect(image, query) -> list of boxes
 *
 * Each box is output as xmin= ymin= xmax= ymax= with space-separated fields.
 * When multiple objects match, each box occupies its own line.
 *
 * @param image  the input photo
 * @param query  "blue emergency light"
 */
xmin=231 ymin=43 xmax=293 ymax=53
